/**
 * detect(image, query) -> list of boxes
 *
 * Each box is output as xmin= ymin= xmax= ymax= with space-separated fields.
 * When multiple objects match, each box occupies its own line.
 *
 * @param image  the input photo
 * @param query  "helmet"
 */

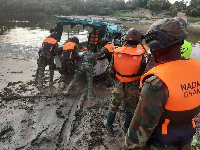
xmin=145 ymin=18 xmax=189 ymax=52
xmin=50 ymin=32 xmax=60 ymax=39
xmin=125 ymin=28 xmax=142 ymax=43
xmin=71 ymin=36 xmax=79 ymax=44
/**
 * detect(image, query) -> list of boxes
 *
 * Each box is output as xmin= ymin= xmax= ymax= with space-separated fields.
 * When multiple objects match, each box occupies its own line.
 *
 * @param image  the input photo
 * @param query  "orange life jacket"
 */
xmin=104 ymin=44 xmax=115 ymax=53
xmin=113 ymin=45 xmax=146 ymax=83
xmin=63 ymin=42 xmax=76 ymax=51
xmin=141 ymin=58 xmax=200 ymax=111
xmin=42 ymin=37 xmax=57 ymax=53
xmin=141 ymin=58 xmax=200 ymax=146
xmin=62 ymin=42 xmax=77 ymax=60
xmin=89 ymin=31 xmax=99 ymax=45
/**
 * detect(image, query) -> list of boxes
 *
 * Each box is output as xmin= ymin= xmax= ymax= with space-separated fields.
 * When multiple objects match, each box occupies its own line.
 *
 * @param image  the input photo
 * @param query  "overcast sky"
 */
xmin=168 ymin=0 xmax=191 ymax=4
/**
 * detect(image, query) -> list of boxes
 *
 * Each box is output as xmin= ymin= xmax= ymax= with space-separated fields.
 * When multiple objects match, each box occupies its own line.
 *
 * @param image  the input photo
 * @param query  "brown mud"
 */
xmin=0 ymin=53 xmax=199 ymax=150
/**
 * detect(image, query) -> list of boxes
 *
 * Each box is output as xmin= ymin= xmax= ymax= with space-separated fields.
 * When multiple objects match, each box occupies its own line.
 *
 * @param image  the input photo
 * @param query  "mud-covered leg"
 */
xmin=104 ymin=80 xmax=124 ymax=130
xmin=124 ymin=80 xmax=140 ymax=133
xmin=63 ymin=68 xmax=82 ymax=96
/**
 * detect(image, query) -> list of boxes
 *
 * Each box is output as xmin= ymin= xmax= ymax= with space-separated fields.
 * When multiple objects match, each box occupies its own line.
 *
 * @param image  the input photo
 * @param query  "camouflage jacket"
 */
xmin=81 ymin=51 xmax=97 ymax=67
xmin=125 ymin=75 xmax=168 ymax=149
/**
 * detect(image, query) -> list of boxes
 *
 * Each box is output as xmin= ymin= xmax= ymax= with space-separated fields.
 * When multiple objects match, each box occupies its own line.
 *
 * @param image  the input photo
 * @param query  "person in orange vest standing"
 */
xmin=103 ymin=28 xmax=148 ymax=133
xmin=97 ymin=37 xmax=116 ymax=62
xmin=87 ymin=28 xmax=100 ymax=53
xmin=59 ymin=36 xmax=79 ymax=89
xmin=37 ymin=32 xmax=61 ymax=87
xmin=125 ymin=18 xmax=200 ymax=150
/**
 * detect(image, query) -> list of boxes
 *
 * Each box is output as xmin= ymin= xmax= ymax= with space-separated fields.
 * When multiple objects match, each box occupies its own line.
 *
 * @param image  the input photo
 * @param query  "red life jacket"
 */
xmin=141 ymin=58 xmax=200 ymax=147
xmin=41 ymin=37 xmax=57 ymax=53
xmin=113 ymin=45 xmax=146 ymax=83
xmin=89 ymin=31 xmax=99 ymax=45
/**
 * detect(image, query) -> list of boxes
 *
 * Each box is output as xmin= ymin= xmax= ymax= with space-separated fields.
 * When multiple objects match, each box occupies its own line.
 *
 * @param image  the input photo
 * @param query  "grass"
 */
xmin=187 ymin=16 xmax=200 ymax=23
xmin=111 ymin=10 xmax=149 ymax=19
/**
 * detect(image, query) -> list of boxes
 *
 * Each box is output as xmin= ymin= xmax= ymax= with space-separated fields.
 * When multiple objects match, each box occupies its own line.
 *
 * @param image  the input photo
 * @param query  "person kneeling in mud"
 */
xmin=63 ymin=46 xmax=97 ymax=100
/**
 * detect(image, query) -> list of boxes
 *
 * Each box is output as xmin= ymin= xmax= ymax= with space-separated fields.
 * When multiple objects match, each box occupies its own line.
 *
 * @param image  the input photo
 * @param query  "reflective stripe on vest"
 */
xmin=89 ymin=31 xmax=99 ymax=45
xmin=113 ymin=45 xmax=145 ymax=83
xmin=104 ymin=44 xmax=115 ymax=53
xmin=162 ymin=119 xmax=170 ymax=134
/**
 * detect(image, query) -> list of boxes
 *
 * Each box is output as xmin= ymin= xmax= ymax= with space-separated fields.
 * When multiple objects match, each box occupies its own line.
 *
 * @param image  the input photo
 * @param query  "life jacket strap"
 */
xmin=192 ymin=118 xmax=196 ymax=128
xmin=116 ymin=71 xmax=139 ymax=78
xmin=162 ymin=119 xmax=170 ymax=135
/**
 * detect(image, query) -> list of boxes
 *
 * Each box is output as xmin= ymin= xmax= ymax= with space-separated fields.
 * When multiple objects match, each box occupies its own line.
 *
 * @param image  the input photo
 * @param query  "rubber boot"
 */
xmin=124 ymin=113 xmax=133 ymax=133
xmin=63 ymin=80 xmax=74 ymax=96
xmin=103 ymin=110 xmax=116 ymax=130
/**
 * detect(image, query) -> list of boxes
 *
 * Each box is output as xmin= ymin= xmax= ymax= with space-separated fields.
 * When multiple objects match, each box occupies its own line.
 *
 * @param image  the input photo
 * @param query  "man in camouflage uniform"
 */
xmin=37 ymin=32 xmax=61 ymax=87
xmin=97 ymin=37 xmax=115 ymax=63
xmin=103 ymin=28 xmax=148 ymax=133
xmin=125 ymin=18 xmax=200 ymax=150
xmin=63 ymin=46 xmax=97 ymax=100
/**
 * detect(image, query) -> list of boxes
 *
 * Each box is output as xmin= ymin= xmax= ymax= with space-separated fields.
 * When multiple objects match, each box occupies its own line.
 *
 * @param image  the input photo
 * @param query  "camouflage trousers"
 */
xmin=37 ymin=52 xmax=54 ymax=84
xmin=109 ymin=79 xmax=140 ymax=114
xmin=68 ymin=63 xmax=95 ymax=96
xmin=60 ymin=59 xmax=76 ymax=75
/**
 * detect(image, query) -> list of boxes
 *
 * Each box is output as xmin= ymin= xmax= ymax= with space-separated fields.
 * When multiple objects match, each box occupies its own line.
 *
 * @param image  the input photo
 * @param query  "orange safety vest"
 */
xmin=89 ymin=31 xmax=99 ymax=45
xmin=63 ymin=42 xmax=76 ymax=51
xmin=104 ymin=44 xmax=115 ymax=53
xmin=42 ymin=37 xmax=57 ymax=53
xmin=62 ymin=42 xmax=77 ymax=60
xmin=113 ymin=45 xmax=146 ymax=83
xmin=141 ymin=58 xmax=200 ymax=145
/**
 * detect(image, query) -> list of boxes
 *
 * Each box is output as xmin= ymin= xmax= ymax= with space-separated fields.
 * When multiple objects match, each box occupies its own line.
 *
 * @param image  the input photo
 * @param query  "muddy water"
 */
xmin=0 ymin=13 xmax=200 ymax=89
xmin=0 ymin=13 xmax=200 ymax=150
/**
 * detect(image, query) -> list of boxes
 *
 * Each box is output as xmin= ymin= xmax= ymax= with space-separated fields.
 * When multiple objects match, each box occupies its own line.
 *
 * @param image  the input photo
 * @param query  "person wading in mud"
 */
xmin=59 ymin=37 xmax=80 ymax=89
xmin=103 ymin=28 xmax=148 ymax=133
xmin=37 ymin=32 xmax=61 ymax=87
xmin=63 ymin=46 xmax=97 ymax=100
xmin=125 ymin=18 xmax=200 ymax=150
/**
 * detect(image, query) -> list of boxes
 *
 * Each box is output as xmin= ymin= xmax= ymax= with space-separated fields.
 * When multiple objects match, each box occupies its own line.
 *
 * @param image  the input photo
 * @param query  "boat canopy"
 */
xmin=55 ymin=16 xmax=122 ymax=40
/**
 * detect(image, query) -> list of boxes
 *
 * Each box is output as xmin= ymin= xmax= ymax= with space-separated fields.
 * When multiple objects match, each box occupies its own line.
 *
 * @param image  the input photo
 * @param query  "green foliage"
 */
xmin=147 ymin=0 xmax=163 ymax=11
xmin=174 ymin=0 xmax=187 ymax=11
xmin=169 ymin=5 xmax=178 ymax=16
xmin=0 ymin=0 xmax=199 ymax=21
xmin=186 ymin=0 xmax=200 ymax=17
xmin=112 ymin=10 xmax=149 ymax=19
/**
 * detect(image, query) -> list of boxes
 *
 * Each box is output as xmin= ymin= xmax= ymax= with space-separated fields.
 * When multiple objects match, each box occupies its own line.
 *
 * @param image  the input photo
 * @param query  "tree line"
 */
xmin=0 ymin=0 xmax=199 ymax=17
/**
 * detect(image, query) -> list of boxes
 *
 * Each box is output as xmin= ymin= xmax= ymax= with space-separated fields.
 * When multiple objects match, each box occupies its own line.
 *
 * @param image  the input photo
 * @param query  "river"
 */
xmin=0 ymin=13 xmax=200 ymax=59
xmin=0 ymin=13 xmax=200 ymax=89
